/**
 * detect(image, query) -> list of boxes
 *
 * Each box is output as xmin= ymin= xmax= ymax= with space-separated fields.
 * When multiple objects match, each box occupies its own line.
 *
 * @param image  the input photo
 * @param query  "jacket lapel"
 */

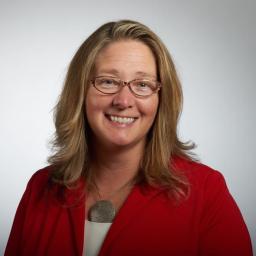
xmin=65 ymin=182 xmax=86 ymax=256
xmin=68 ymin=204 xmax=85 ymax=256
xmin=98 ymin=184 xmax=162 ymax=255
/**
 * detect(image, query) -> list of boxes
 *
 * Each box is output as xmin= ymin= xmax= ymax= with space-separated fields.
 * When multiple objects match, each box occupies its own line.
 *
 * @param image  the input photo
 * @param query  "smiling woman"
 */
xmin=5 ymin=20 xmax=252 ymax=256
xmin=86 ymin=40 xmax=159 ymax=149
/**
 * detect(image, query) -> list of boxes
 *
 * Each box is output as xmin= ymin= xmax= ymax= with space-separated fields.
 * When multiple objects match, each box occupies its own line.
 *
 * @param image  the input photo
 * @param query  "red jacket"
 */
xmin=5 ymin=158 xmax=252 ymax=255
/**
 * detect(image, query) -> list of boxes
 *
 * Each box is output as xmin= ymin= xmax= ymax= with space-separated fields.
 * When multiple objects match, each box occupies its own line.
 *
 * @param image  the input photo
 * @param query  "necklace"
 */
xmin=88 ymin=200 xmax=116 ymax=223
xmin=88 ymin=180 xmax=133 ymax=223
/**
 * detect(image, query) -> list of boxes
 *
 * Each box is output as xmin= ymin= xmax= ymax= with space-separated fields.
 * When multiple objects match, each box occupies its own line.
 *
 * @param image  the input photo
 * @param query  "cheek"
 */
xmin=85 ymin=93 xmax=100 ymax=126
xmin=143 ymin=96 xmax=159 ymax=119
xmin=86 ymin=98 xmax=97 ymax=114
xmin=85 ymin=92 xmax=111 ymax=127
xmin=85 ymin=90 xmax=102 ymax=115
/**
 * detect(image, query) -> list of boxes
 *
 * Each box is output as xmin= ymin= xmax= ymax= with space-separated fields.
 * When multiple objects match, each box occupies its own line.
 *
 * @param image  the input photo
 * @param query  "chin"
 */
xmin=109 ymin=139 xmax=134 ymax=147
xmin=108 ymin=136 xmax=146 ymax=149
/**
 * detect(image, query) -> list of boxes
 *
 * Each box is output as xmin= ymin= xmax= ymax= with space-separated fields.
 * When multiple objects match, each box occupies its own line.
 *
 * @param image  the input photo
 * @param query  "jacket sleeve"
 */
xmin=199 ymin=171 xmax=253 ymax=255
xmin=4 ymin=174 xmax=35 ymax=255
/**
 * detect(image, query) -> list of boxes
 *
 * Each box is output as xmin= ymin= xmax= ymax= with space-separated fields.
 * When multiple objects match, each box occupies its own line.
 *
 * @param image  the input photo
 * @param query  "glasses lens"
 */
xmin=94 ymin=77 xmax=119 ymax=93
xmin=131 ymin=80 xmax=157 ymax=96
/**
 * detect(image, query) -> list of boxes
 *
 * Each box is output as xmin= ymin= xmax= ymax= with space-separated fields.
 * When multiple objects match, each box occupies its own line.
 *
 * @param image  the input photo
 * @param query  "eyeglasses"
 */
xmin=91 ymin=76 xmax=161 ymax=97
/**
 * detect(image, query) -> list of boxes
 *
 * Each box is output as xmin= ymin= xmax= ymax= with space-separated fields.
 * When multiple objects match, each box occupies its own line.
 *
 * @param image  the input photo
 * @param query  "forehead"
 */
xmin=94 ymin=40 xmax=157 ymax=78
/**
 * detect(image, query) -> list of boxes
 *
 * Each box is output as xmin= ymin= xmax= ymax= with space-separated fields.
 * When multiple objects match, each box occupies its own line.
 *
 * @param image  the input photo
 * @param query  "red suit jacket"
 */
xmin=5 ymin=158 xmax=252 ymax=255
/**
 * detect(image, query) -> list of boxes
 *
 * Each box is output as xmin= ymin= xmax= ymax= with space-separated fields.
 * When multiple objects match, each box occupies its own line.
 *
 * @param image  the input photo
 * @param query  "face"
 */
xmin=85 ymin=40 xmax=159 ymax=150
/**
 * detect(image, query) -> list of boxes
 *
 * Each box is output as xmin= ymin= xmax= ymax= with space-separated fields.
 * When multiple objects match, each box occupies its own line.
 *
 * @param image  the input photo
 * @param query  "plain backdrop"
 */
xmin=0 ymin=0 xmax=255 ymax=254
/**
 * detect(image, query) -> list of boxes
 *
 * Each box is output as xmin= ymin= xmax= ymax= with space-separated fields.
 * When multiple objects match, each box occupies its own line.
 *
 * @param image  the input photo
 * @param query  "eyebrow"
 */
xmin=97 ymin=69 xmax=156 ymax=79
xmin=135 ymin=71 xmax=156 ymax=79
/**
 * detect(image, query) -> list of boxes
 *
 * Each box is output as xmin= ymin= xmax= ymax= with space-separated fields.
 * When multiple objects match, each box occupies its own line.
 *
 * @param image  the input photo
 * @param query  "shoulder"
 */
xmin=171 ymin=157 xmax=245 ymax=226
xmin=26 ymin=166 xmax=52 ymax=189
xmin=24 ymin=166 xmax=85 ymax=207
xmin=172 ymin=156 xmax=231 ymax=205
xmin=172 ymin=157 xmax=240 ymax=223
xmin=172 ymin=156 xmax=226 ymax=188
xmin=22 ymin=166 xmax=55 ymax=203
xmin=171 ymin=158 xmax=252 ymax=254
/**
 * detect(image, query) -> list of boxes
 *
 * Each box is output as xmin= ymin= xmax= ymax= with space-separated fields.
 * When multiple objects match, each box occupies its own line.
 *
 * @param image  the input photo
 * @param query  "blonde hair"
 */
xmin=48 ymin=20 xmax=195 ymax=198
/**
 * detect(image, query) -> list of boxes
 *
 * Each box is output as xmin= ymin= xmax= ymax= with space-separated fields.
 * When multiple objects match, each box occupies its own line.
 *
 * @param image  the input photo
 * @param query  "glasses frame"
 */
xmin=91 ymin=76 xmax=161 ymax=98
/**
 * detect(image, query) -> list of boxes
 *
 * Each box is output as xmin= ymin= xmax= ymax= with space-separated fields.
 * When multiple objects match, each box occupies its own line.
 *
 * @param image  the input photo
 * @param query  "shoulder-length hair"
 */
xmin=48 ymin=20 xmax=195 ymax=198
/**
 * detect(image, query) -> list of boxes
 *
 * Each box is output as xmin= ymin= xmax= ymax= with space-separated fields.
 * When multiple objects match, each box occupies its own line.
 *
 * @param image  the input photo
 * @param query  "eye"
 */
xmin=96 ymin=77 xmax=119 ymax=88
xmin=100 ymin=78 xmax=114 ymax=85
xmin=137 ymin=82 xmax=148 ymax=88
xmin=134 ymin=80 xmax=153 ymax=91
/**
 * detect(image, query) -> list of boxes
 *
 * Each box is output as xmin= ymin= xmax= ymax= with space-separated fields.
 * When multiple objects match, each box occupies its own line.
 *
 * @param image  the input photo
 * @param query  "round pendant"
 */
xmin=88 ymin=200 xmax=116 ymax=223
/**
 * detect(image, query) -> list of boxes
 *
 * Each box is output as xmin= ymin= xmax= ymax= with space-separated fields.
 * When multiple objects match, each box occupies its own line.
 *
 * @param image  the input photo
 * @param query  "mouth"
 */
xmin=105 ymin=114 xmax=137 ymax=124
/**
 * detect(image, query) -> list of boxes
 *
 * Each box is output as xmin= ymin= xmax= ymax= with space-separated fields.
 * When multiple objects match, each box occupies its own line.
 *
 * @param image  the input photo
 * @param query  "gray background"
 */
xmin=0 ymin=0 xmax=255 ymax=254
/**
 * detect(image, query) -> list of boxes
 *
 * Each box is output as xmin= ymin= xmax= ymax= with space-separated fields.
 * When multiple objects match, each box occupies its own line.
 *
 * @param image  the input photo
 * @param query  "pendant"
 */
xmin=88 ymin=200 xmax=116 ymax=223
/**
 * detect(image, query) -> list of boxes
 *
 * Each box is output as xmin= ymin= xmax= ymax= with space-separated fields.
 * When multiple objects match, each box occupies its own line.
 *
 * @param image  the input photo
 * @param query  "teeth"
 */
xmin=109 ymin=115 xmax=135 ymax=124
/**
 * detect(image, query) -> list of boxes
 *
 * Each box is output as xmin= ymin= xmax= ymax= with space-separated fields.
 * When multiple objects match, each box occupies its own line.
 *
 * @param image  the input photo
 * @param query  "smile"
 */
xmin=108 ymin=115 xmax=136 ymax=124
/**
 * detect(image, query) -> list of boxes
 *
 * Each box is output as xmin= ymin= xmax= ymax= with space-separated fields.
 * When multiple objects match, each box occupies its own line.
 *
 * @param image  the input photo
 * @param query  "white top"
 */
xmin=84 ymin=220 xmax=112 ymax=256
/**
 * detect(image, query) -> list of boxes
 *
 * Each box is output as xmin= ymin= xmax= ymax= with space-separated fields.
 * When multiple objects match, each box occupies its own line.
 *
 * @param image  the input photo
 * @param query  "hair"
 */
xmin=48 ymin=19 xmax=195 ymax=198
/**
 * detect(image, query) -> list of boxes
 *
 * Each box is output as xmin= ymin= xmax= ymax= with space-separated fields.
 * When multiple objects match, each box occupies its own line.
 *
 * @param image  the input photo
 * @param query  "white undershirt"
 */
xmin=84 ymin=220 xmax=112 ymax=256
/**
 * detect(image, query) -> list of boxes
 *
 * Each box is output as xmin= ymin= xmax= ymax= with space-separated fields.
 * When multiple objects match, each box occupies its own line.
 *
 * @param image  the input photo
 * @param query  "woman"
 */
xmin=5 ymin=20 xmax=252 ymax=256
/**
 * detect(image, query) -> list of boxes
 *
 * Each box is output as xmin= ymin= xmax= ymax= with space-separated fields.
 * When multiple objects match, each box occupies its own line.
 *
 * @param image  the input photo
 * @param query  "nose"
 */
xmin=112 ymin=84 xmax=135 ymax=109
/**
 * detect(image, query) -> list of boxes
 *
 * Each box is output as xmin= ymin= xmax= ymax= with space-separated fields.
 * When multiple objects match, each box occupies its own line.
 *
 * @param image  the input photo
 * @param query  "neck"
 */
xmin=90 ymin=141 xmax=145 ymax=192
